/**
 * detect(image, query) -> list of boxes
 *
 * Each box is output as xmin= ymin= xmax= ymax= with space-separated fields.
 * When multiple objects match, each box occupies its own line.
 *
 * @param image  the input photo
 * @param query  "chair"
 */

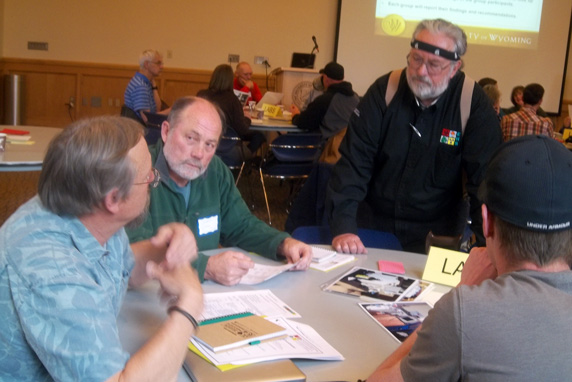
xmin=291 ymin=225 xmax=403 ymax=251
xmin=425 ymin=230 xmax=463 ymax=254
xmin=216 ymin=126 xmax=246 ymax=185
xmin=142 ymin=111 xmax=167 ymax=145
xmin=120 ymin=105 xmax=144 ymax=125
xmin=259 ymin=133 xmax=323 ymax=225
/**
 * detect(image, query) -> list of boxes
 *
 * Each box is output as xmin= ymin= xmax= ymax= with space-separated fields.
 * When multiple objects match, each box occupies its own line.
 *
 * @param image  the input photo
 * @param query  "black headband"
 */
xmin=410 ymin=39 xmax=460 ymax=61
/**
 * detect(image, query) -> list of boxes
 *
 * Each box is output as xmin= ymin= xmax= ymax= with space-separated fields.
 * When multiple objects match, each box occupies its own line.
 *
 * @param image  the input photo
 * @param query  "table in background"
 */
xmin=0 ymin=125 xmax=61 ymax=225
xmin=118 ymin=247 xmax=449 ymax=381
xmin=0 ymin=125 xmax=61 ymax=172
xmin=250 ymin=118 xmax=302 ymax=133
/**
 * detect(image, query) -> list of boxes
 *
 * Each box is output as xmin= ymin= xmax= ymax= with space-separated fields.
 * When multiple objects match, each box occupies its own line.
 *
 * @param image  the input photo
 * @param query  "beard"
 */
xmin=126 ymin=193 xmax=150 ymax=230
xmin=163 ymin=148 xmax=206 ymax=182
xmin=406 ymin=66 xmax=454 ymax=101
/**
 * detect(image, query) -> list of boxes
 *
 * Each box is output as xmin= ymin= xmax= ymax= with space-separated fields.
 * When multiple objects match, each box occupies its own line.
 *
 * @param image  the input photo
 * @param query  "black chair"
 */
xmin=291 ymin=225 xmax=403 ymax=251
xmin=121 ymin=105 xmax=145 ymax=124
xmin=259 ymin=133 xmax=323 ymax=225
xmin=216 ymin=126 xmax=246 ymax=185
xmin=142 ymin=111 xmax=167 ymax=145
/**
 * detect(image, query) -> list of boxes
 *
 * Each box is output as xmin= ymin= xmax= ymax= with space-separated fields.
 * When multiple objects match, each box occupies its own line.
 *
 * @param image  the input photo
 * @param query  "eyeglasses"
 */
xmin=407 ymin=53 xmax=452 ymax=75
xmin=151 ymin=60 xmax=164 ymax=66
xmin=134 ymin=168 xmax=161 ymax=188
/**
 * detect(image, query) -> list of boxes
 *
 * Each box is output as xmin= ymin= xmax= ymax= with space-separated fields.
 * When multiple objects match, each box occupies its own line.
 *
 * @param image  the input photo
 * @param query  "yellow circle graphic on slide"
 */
xmin=382 ymin=14 xmax=406 ymax=36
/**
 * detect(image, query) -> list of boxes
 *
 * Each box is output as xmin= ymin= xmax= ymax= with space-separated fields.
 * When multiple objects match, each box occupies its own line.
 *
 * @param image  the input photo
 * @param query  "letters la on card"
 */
xmin=422 ymin=247 xmax=469 ymax=287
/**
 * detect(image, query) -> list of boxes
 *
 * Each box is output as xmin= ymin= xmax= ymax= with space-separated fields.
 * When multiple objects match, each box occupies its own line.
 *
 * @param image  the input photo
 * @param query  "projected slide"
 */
xmin=375 ymin=0 xmax=544 ymax=49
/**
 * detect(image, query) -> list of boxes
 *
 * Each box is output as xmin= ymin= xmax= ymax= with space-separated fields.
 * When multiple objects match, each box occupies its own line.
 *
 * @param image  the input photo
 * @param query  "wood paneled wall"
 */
xmin=0 ymin=58 xmax=274 ymax=128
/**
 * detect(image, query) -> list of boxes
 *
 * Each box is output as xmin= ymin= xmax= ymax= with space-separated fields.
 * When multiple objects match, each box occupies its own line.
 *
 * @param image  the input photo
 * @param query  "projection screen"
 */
xmin=336 ymin=0 xmax=572 ymax=114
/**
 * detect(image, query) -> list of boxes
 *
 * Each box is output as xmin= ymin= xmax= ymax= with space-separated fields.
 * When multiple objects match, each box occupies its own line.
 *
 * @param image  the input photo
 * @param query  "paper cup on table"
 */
xmin=0 ymin=133 xmax=6 ymax=151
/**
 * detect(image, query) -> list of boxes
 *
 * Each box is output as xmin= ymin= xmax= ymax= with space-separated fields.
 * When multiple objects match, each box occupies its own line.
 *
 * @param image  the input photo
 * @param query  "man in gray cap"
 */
xmin=290 ymin=61 xmax=360 ymax=140
xmin=367 ymin=134 xmax=572 ymax=381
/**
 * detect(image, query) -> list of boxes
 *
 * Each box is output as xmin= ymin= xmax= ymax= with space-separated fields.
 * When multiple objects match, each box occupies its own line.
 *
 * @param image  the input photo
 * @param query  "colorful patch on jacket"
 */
xmin=440 ymin=129 xmax=460 ymax=146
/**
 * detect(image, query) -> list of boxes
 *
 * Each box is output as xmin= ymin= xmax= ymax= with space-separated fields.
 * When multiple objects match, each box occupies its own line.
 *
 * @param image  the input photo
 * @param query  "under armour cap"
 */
xmin=320 ymin=62 xmax=344 ymax=81
xmin=478 ymin=135 xmax=572 ymax=232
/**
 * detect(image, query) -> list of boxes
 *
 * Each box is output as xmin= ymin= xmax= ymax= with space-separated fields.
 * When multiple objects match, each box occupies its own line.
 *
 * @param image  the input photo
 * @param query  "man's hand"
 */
xmin=459 ymin=246 xmax=497 ymax=286
xmin=290 ymin=104 xmax=301 ymax=116
xmin=204 ymin=251 xmax=255 ymax=286
xmin=240 ymin=79 xmax=254 ymax=90
xmin=277 ymin=237 xmax=312 ymax=270
xmin=152 ymin=223 xmax=198 ymax=269
xmin=332 ymin=233 xmax=368 ymax=254
xmin=146 ymin=261 xmax=204 ymax=323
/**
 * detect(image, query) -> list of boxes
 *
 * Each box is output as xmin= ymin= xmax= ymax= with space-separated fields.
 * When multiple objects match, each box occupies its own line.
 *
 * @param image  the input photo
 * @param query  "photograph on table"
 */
xmin=322 ymin=266 xmax=423 ymax=302
xmin=359 ymin=301 xmax=432 ymax=343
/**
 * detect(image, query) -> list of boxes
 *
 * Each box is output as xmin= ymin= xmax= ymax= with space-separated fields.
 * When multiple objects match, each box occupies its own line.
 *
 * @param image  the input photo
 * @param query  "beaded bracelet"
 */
xmin=168 ymin=306 xmax=199 ymax=329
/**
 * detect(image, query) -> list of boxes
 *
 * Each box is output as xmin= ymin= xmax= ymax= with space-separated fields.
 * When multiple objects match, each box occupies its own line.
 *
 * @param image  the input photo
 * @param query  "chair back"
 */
xmin=216 ymin=125 xmax=246 ymax=185
xmin=120 ymin=105 xmax=145 ymax=126
xmin=142 ymin=111 xmax=167 ymax=145
xmin=216 ymin=126 xmax=244 ymax=169
xmin=425 ymin=231 xmax=463 ymax=254
xmin=269 ymin=133 xmax=323 ymax=162
xmin=291 ymin=225 xmax=402 ymax=250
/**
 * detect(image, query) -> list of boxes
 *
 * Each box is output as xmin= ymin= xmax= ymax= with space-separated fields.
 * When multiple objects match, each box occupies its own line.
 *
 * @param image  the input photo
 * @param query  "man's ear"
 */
xmin=103 ymin=188 xmax=122 ymax=214
xmin=482 ymin=204 xmax=495 ymax=238
xmin=161 ymin=120 xmax=170 ymax=144
xmin=450 ymin=60 xmax=462 ymax=78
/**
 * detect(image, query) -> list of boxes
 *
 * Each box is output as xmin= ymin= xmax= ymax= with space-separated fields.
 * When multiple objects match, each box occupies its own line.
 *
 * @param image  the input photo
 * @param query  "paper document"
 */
xmin=199 ymin=289 xmax=301 ymax=320
xmin=190 ymin=316 xmax=344 ymax=366
xmin=311 ymin=246 xmax=337 ymax=263
xmin=359 ymin=301 xmax=432 ymax=343
xmin=310 ymin=254 xmax=355 ymax=272
xmin=239 ymin=262 xmax=295 ymax=285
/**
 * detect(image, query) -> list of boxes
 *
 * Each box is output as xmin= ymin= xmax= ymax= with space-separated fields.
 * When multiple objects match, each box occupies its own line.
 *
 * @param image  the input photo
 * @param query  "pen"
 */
xmin=409 ymin=123 xmax=422 ymax=138
xmin=248 ymin=334 xmax=289 ymax=346
xmin=283 ymin=305 xmax=296 ymax=315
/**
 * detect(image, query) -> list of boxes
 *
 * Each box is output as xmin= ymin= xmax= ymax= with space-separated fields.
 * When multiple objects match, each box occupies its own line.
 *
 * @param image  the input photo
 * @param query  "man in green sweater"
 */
xmin=127 ymin=96 xmax=312 ymax=285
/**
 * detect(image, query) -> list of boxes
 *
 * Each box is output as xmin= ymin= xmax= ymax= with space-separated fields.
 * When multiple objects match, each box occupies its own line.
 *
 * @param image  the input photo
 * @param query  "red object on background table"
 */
xmin=0 ymin=128 xmax=30 ymax=135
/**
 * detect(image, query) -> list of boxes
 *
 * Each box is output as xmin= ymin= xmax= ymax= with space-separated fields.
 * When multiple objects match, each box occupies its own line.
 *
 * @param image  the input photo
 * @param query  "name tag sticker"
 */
xmin=198 ymin=215 xmax=218 ymax=236
xmin=422 ymin=246 xmax=469 ymax=287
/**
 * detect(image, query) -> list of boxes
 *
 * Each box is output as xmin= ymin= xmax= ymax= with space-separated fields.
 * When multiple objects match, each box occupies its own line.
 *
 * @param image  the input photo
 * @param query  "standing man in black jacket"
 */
xmin=326 ymin=18 xmax=502 ymax=254
xmin=291 ymin=62 xmax=360 ymax=139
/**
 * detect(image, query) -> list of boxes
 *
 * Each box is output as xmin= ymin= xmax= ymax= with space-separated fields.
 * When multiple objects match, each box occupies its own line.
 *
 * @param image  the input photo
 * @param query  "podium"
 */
xmin=270 ymin=67 xmax=319 ymax=110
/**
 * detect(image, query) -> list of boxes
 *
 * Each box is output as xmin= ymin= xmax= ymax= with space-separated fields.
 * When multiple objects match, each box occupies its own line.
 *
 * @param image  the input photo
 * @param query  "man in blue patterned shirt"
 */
xmin=0 ymin=116 xmax=203 ymax=381
xmin=124 ymin=49 xmax=171 ymax=123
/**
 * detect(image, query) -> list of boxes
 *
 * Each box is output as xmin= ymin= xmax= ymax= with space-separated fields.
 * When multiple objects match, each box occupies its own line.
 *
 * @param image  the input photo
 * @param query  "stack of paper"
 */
xmin=190 ymin=316 xmax=343 ymax=366
xmin=1 ymin=128 xmax=32 ymax=143
xmin=189 ymin=290 xmax=344 ymax=369
xmin=311 ymin=246 xmax=337 ymax=263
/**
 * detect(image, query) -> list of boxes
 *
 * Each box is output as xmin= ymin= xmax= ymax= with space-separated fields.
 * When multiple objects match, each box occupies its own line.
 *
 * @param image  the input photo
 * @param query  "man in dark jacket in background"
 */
xmin=291 ymin=61 xmax=360 ymax=139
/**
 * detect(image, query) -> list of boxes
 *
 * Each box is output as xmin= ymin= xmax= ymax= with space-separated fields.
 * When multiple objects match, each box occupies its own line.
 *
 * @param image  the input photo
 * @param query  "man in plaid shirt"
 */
xmin=501 ymin=83 xmax=554 ymax=142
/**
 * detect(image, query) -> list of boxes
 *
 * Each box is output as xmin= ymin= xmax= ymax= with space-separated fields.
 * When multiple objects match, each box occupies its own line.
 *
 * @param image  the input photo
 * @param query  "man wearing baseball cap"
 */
xmin=291 ymin=61 xmax=359 ymax=139
xmin=367 ymin=135 xmax=572 ymax=381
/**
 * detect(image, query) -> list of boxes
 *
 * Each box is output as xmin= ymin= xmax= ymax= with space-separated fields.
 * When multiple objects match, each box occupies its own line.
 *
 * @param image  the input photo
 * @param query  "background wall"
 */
xmin=0 ymin=0 xmax=571 ymax=127
xmin=1 ymin=0 xmax=337 ymax=74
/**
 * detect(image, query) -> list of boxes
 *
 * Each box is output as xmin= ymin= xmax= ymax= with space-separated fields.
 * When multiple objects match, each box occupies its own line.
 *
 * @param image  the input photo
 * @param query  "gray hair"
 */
xmin=39 ymin=116 xmax=144 ymax=216
xmin=139 ymin=49 xmax=160 ymax=68
xmin=413 ymin=19 xmax=467 ymax=57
